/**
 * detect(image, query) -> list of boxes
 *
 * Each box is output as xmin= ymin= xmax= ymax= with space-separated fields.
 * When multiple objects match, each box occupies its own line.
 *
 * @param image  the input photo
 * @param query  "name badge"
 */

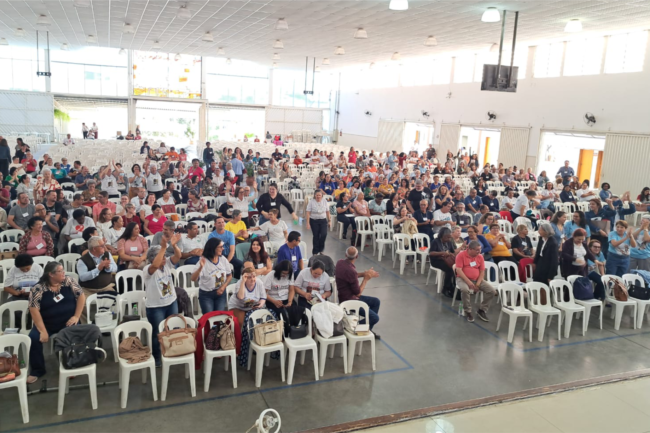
xmin=422 ymin=218 xmax=428 ymax=221
xmin=23 ymin=286 xmax=32 ymax=293
xmin=53 ymin=294 xmax=64 ymax=303
xmin=291 ymin=255 xmax=297 ymax=261
xmin=22 ymin=212 xmax=28 ymax=217
xmin=108 ymin=182 xmax=113 ymax=187
xmin=130 ymin=247 xmax=138 ymax=252
xmin=153 ymin=179 xmax=158 ymax=185
xmin=257 ymin=263 xmax=264 ymax=269
xmin=50 ymin=212 xmax=56 ymax=216
xmin=91 ymin=197 xmax=96 ymax=200
xmin=270 ymin=202 xmax=276 ymax=206
xmin=36 ymin=243 xmax=44 ymax=249
xmin=152 ymin=218 xmax=158 ymax=222
xmin=498 ymin=242 xmax=505 ymax=246
xmin=470 ymin=261 xmax=477 ymax=267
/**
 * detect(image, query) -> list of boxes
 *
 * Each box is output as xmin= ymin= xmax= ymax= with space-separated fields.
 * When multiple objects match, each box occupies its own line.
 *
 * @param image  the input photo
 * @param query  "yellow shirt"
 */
xmin=377 ymin=184 xmax=394 ymax=196
xmin=333 ymin=188 xmax=349 ymax=200
xmin=485 ymin=233 xmax=511 ymax=257
xmin=225 ymin=221 xmax=247 ymax=241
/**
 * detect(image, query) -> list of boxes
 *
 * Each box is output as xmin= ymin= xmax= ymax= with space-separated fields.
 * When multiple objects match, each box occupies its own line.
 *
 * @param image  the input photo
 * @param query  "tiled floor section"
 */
xmin=363 ymin=377 xmax=650 ymax=433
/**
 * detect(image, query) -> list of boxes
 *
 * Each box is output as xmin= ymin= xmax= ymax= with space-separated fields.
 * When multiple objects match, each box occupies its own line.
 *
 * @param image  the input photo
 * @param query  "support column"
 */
xmin=127 ymin=50 xmax=136 ymax=132
xmin=44 ymin=48 xmax=51 ymax=92
xmin=199 ymin=102 xmax=207 ymax=144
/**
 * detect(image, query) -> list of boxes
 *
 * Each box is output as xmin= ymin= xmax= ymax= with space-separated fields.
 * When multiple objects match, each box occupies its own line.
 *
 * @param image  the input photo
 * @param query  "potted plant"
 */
xmin=245 ymin=161 xmax=255 ymax=186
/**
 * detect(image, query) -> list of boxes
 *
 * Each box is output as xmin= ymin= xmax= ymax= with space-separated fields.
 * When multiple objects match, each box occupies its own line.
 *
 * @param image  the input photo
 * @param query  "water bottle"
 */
xmin=458 ymin=301 xmax=463 ymax=316
xmin=133 ymin=304 xmax=139 ymax=316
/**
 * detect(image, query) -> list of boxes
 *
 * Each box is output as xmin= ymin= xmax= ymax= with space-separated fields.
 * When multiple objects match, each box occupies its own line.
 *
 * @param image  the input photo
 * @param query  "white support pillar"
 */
xmin=128 ymin=50 xmax=136 ymax=132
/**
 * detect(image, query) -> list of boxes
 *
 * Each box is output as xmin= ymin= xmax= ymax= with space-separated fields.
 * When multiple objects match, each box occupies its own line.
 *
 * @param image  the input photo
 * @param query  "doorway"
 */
xmin=403 ymin=122 xmax=434 ymax=154
xmin=135 ymin=99 xmax=201 ymax=146
xmin=459 ymin=126 xmax=501 ymax=168
xmin=538 ymin=132 xmax=605 ymax=187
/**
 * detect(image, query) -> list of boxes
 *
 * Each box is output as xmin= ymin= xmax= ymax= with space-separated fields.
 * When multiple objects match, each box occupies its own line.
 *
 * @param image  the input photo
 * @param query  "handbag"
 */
xmin=252 ymin=320 xmax=283 ymax=346
xmin=0 ymin=251 xmax=18 ymax=260
xmin=0 ymin=354 xmax=20 ymax=378
xmin=62 ymin=343 xmax=103 ymax=369
xmin=332 ymin=320 xmax=344 ymax=337
xmin=288 ymin=311 xmax=309 ymax=339
xmin=573 ymin=277 xmax=594 ymax=301
xmin=612 ymin=279 xmax=629 ymax=302
xmin=343 ymin=307 xmax=369 ymax=334
xmin=157 ymin=314 xmax=197 ymax=357
xmin=443 ymin=253 xmax=456 ymax=269
xmin=205 ymin=323 xmax=223 ymax=351
xmin=628 ymin=283 xmax=650 ymax=301
xmin=217 ymin=319 xmax=236 ymax=350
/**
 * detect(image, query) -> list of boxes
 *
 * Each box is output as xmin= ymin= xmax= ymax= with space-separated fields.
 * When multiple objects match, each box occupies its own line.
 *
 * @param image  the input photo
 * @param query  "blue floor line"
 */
xmin=4 ymin=339 xmax=412 ymax=433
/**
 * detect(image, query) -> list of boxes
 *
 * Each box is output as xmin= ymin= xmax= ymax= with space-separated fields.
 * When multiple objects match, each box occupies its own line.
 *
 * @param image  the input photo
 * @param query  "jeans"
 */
xmin=588 ymin=271 xmax=606 ymax=300
xmin=310 ymin=218 xmax=328 ymax=254
xmin=29 ymin=323 xmax=65 ymax=377
xmin=337 ymin=214 xmax=356 ymax=237
xmin=184 ymin=256 xmax=200 ymax=265
xmin=538 ymin=200 xmax=555 ymax=212
xmin=146 ymin=301 xmax=179 ymax=361
xmin=358 ymin=295 xmax=380 ymax=330
xmin=605 ymin=252 xmax=629 ymax=277
xmin=199 ymin=289 xmax=227 ymax=315
xmin=230 ymin=256 xmax=243 ymax=279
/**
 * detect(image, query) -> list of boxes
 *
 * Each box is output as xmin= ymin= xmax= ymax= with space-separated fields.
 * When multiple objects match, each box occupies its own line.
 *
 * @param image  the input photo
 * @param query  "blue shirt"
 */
xmin=208 ymin=230 xmax=236 ymax=257
xmin=77 ymin=252 xmax=118 ymax=282
xmin=482 ymin=196 xmax=499 ymax=212
xmin=564 ymin=221 xmax=591 ymax=238
xmin=557 ymin=167 xmax=575 ymax=181
xmin=587 ymin=251 xmax=605 ymax=271
xmin=608 ymin=231 xmax=631 ymax=256
xmin=230 ymin=158 xmax=245 ymax=175
xmin=599 ymin=189 xmax=612 ymax=201
xmin=464 ymin=196 xmax=482 ymax=211
xmin=413 ymin=210 xmax=434 ymax=235
xmin=277 ymin=243 xmax=302 ymax=273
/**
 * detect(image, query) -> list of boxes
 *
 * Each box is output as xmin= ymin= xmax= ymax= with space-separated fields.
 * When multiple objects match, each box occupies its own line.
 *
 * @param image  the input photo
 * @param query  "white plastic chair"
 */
xmin=112 ymin=321 xmax=158 ymax=408
xmin=284 ymin=308 xmax=319 ymax=385
xmin=496 ymin=283 xmax=533 ymax=343
xmin=354 ymin=217 xmax=373 ymax=252
xmin=116 ymin=291 xmax=146 ymax=322
xmin=56 ymin=253 xmax=81 ymax=273
xmin=85 ymin=294 xmax=119 ymax=362
xmin=497 ymin=219 xmax=512 ymax=235
xmin=0 ymin=229 xmax=24 ymax=243
xmin=451 ymin=265 xmax=483 ymax=311
xmin=57 ymin=345 xmax=106 ymax=415
xmin=426 ymin=260 xmax=445 ymax=294
xmin=340 ymin=300 xmax=376 ymax=372
xmin=525 ymin=282 xmax=562 ymax=341
xmin=370 ymin=215 xmax=385 ymax=228
xmin=623 ymin=273 xmax=650 ymax=329
xmin=498 ymin=260 xmax=521 ymax=283
xmin=203 ymin=315 xmax=237 ymax=392
xmin=602 ymin=275 xmax=637 ymax=330
xmin=290 ymin=189 xmax=304 ymax=214
xmin=116 ymin=269 xmax=144 ymax=293
xmin=68 ymin=238 xmax=85 ymax=254
xmin=312 ymin=303 xmax=348 ymax=377
xmin=393 ymin=234 xmax=416 ymax=275
xmin=0 ymin=242 xmax=19 ymax=252
xmin=550 ymin=279 xmax=587 ymax=337
xmin=567 ymin=275 xmax=603 ymax=330
xmin=158 ymin=316 xmax=197 ymax=401
xmin=246 ymin=309 xmax=286 ymax=388
xmin=413 ymin=233 xmax=430 ymax=274
xmin=373 ymin=224 xmax=393 ymax=262
xmin=0 ymin=334 xmax=31 ymax=423
xmin=513 ymin=217 xmax=533 ymax=232
xmin=32 ymin=256 xmax=57 ymax=269
xmin=0 ymin=300 xmax=29 ymax=334
xmin=145 ymin=235 xmax=154 ymax=246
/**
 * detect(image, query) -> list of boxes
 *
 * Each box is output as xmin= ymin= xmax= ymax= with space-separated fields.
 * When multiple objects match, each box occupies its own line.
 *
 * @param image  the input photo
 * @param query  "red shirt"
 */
xmin=145 ymin=214 xmax=167 ymax=234
xmin=188 ymin=166 xmax=204 ymax=181
xmin=348 ymin=152 xmax=357 ymax=163
xmin=455 ymin=250 xmax=485 ymax=281
xmin=22 ymin=158 xmax=37 ymax=173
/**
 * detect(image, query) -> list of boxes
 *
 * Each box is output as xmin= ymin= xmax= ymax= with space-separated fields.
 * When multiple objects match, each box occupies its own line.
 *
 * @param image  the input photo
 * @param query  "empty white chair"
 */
xmin=0 ymin=242 xmax=19 ymax=252
xmin=513 ymin=217 xmax=534 ymax=232
xmin=497 ymin=219 xmax=512 ymax=235
xmin=246 ymin=309 xmax=286 ymax=387
xmin=0 ymin=300 xmax=29 ymax=334
xmin=525 ymin=282 xmax=562 ymax=341
xmin=341 ymin=300 xmax=376 ymax=372
xmin=354 ymin=217 xmax=373 ymax=252
xmin=496 ymin=283 xmax=533 ymax=343
xmin=567 ymin=275 xmax=603 ymax=330
xmin=159 ymin=316 xmax=197 ymax=401
xmin=56 ymin=253 xmax=81 ymax=273
xmin=0 ymin=229 xmax=24 ymax=243
xmin=602 ymin=275 xmax=637 ymax=330
xmin=284 ymin=309 xmax=319 ymax=385
xmin=498 ymin=260 xmax=521 ymax=284
xmin=393 ymin=234 xmax=416 ymax=275
xmin=290 ymin=189 xmax=304 ymax=214
xmin=0 ymin=334 xmax=31 ymax=423
xmin=312 ymin=303 xmax=348 ymax=377
xmin=549 ymin=279 xmax=587 ymax=337
xmin=623 ymin=273 xmax=650 ymax=329
xmin=112 ymin=321 xmax=158 ymax=408
xmin=32 ymin=256 xmax=57 ymax=269
xmin=203 ymin=315 xmax=237 ymax=392
xmin=370 ymin=215 xmax=385 ymax=228
xmin=116 ymin=269 xmax=144 ymax=293
xmin=373 ymin=224 xmax=393 ymax=262
xmin=85 ymin=294 xmax=119 ymax=361
xmin=412 ymin=233 xmax=430 ymax=274
xmin=116 ymin=291 xmax=146 ymax=322
xmin=57 ymin=343 xmax=106 ymax=415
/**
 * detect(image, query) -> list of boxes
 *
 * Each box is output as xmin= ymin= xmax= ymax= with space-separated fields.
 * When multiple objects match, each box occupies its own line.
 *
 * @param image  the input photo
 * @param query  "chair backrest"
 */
xmin=186 ymin=212 xmax=204 ymax=221
xmin=413 ymin=233 xmax=430 ymax=250
xmin=370 ymin=215 xmax=385 ymax=227
xmin=498 ymin=260 xmax=520 ymax=282
xmin=57 ymin=253 xmax=81 ymax=273
xmin=116 ymin=291 xmax=146 ymax=320
xmin=68 ymin=238 xmax=85 ymax=253
xmin=355 ymin=217 xmax=371 ymax=231
xmin=202 ymin=196 xmax=215 ymax=208
xmin=0 ymin=300 xmax=29 ymax=333
xmin=513 ymin=217 xmax=533 ymax=232
xmin=0 ymin=334 xmax=30 ymax=367
xmin=393 ymin=234 xmax=413 ymax=251
xmin=623 ymin=273 xmax=645 ymax=288
xmin=205 ymin=314 xmax=236 ymax=348
xmin=116 ymin=269 xmax=144 ymax=293
xmin=225 ymin=283 xmax=238 ymax=303
xmin=298 ymin=241 xmax=307 ymax=259
xmin=484 ymin=261 xmax=499 ymax=286
xmin=601 ymin=274 xmax=625 ymax=297
xmin=158 ymin=315 xmax=197 ymax=333
xmin=193 ymin=220 xmax=208 ymax=233
xmin=525 ymin=282 xmax=551 ymax=306
xmin=340 ymin=300 xmax=369 ymax=331
xmin=33 ymin=256 xmax=57 ymax=269
xmin=176 ymin=264 xmax=199 ymax=289
xmin=549 ymin=279 xmax=577 ymax=306
xmin=498 ymin=282 xmax=527 ymax=311
xmin=0 ymin=242 xmax=19 ymax=252
xmin=290 ymin=189 xmax=303 ymax=200
xmin=175 ymin=204 xmax=187 ymax=217
xmin=0 ymin=229 xmax=24 ymax=243
xmin=145 ymin=235 xmax=154 ymax=246
xmin=114 ymin=320 xmax=152 ymax=347
xmin=385 ymin=217 xmax=394 ymax=230
xmin=529 ymin=231 xmax=540 ymax=248
xmin=246 ymin=309 xmax=276 ymax=338
xmin=497 ymin=219 xmax=512 ymax=234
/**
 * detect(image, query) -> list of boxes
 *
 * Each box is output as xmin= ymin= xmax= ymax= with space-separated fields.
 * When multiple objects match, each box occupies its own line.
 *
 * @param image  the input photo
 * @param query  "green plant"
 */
xmin=245 ymin=161 xmax=255 ymax=177
xmin=245 ymin=133 xmax=255 ymax=138
xmin=54 ymin=108 xmax=70 ymax=122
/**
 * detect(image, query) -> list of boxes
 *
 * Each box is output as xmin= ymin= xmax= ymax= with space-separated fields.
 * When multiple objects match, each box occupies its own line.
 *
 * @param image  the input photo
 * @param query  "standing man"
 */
xmin=455 ymin=240 xmax=496 ymax=323
xmin=406 ymin=179 xmax=433 ymax=214
xmin=203 ymin=142 xmax=214 ymax=166
xmin=230 ymin=154 xmax=244 ymax=185
xmin=82 ymin=123 xmax=89 ymax=139
xmin=557 ymin=160 xmax=575 ymax=186
xmin=91 ymin=122 xmax=98 ymax=139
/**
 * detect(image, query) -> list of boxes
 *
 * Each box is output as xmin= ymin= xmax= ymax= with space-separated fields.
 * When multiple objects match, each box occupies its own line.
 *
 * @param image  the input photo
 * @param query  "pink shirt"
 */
xmin=455 ymin=250 xmax=485 ymax=281
xmin=92 ymin=201 xmax=117 ymax=220
xmin=27 ymin=235 xmax=47 ymax=256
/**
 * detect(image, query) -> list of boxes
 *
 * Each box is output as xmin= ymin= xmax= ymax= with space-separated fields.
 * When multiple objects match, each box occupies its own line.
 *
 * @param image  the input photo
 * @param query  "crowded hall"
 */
xmin=2 ymin=1 xmax=650 ymax=432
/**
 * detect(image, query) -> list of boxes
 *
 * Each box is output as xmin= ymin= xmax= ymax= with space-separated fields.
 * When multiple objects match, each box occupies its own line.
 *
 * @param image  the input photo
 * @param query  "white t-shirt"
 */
xmin=265 ymin=275 xmax=293 ymax=301
xmin=146 ymin=173 xmax=163 ymax=192
xmin=143 ymin=257 xmax=177 ymax=308
xmin=105 ymin=227 xmax=125 ymax=248
xmin=227 ymin=281 xmax=266 ymax=311
xmin=294 ymin=268 xmax=331 ymax=296
xmin=572 ymin=244 xmax=587 ymax=266
xmin=513 ymin=195 xmax=530 ymax=215
xmin=5 ymin=266 xmax=43 ymax=298
xmin=140 ymin=204 xmax=153 ymax=217
xmin=62 ymin=217 xmax=95 ymax=239
xmin=259 ymin=220 xmax=288 ymax=245
xmin=433 ymin=209 xmax=453 ymax=233
xmin=193 ymin=256 xmax=231 ymax=292
xmin=576 ymin=188 xmax=594 ymax=202
xmin=501 ymin=196 xmax=517 ymax=209
xmin=101 ymin=175 xmax=119 ymax=195
xmin=131 ymin=196 xmax=146 ymax=212
xmin=157 ymin=197 xmax=175 ymax=207
xmin=181 ymin=234 xmax=202 ymax=253
xmin=96 ymin=221 xmax=112 ymax=238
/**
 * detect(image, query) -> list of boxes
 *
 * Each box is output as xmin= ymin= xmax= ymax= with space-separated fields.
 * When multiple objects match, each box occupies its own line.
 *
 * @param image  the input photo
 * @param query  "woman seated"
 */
xmin=3 ymin=254 xmax=43 ymax=317
xmin=511 ymin=224 xmax=535 ymax=262
xmin=392 ymin=205 xmax=416 ymax=234
xmin=81 ymin=181 xmax=100 ymax=206
xmin=564 ymin=211 xmax=591 ymax=241
xmin=560 ymin=184 xmax=576 ymax=203
xmin=576 ymin=180 xmax=597 ymax=202
xmin=586 ymin=240 xmax=607 ymax=300
xmin=156 ymin=189 xmax=176 ymax=214
xmin=242 ymin=239 xmax=271 ymax=276
xmin=117 ymin=222 xmax=149 ymax=270
xmin=333 ymin=181 xmax=349 ymax=201
xmin=336 ymin=192 xmax=357 ymax=240
xmin=191 ymin=238 xmax=232 ymax=314
xmin=429 ymin=227 xmax=457 ymax=298
xmin=19 ymin=217 xmax=54 ymax=257
xmin=294 ymin=261 xmax=332 ymax=309
xmin=144 ymin=204 xmax=167 ymax=235
xmin=187 ymin=190 xmax=208 ymax=214
xmin=27 ymin=262 xmax=85 ymax=383
xmin=352 ymin=191 xmax=371 ymax=217
xmin=122 ymin=203 xmax=142 ymax=230
xmin=144 ymin=235 xmax=182 ymax=366
xmin=637 ymin=187 xmax=650 ymax=204
xmin=450 ymin=226 xmax=466 ymax=250
xmin=319 ymin=174 xmax=337 ymax=196
xmin=104 ymin=216 xmax=125 ymax=256
xmin=138 ymin=193 xmax=157 ymax=222
xmin=485 ymin=223 xmax=515 ymax=264
xmin=125 ymin=130 xmax=135 ymax=140
xmin=561 ymin=228 xmax=596 ymax=280
xmin=600 ymin=183 xmax=613 ymax=202
xmin=386 ymin=192 xmax=404 ymax=216
xmin=95 ymin=207 xmax=113 ymax=238
xmin=465 ymin=225 xmax=492 ymax=260
xmin=228 ymin=264 xmax=266 ymax=330
xmin=477 ymin=212 xmax=495 ymax=235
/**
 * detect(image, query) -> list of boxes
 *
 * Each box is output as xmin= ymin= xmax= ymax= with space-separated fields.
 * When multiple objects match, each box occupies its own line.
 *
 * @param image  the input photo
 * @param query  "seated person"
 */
xmin=276 ymin=231 xmax=303 ymax=279
xmin=429 ymin=227 xmax=458 ymax=297
xmin=413 ymin=199 xmax=434 ymax=240
xmin=18 ymin=217 xmax=55 ymax=258
xmin=482 ymin=190 xmax=500 ymax=213
xmin=485 ymin=223 xmax=516 ymax=264
xmin=465 ymin=225 xmax=493 ymax=260
xmin=511 ymin=224 xmax=535 ymax=262
xmin=117 ymin=222 xmax=149 ymax=270
xmin=225 ymin=210 xmax=249 ymax=243
xmin=455 ymin=240 xmax=497 ymax=323
xmin=151 ymin=220 xmax=177 ymax=257
xmin=294 ymin=261 xmax=332 ymax=309
xmin=228 ymin=262 xmax=266 ymax=330
xmin=452 ymin=202 xmax=473 ymax=232
xmin=3 ymin=254 xmax=43 ymax=328
xmin=369 ymin=193 xmax=386 ymax=215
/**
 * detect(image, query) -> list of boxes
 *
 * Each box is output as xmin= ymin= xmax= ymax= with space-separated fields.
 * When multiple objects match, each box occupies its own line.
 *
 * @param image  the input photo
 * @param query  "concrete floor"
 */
xmin=2 ymin=217 xmax=650 ymax=433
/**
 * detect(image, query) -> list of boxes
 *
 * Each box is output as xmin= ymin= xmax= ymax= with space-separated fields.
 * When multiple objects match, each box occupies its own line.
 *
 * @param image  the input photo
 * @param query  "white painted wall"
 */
xmin=337 ymin=44 xmax=650 ymax=169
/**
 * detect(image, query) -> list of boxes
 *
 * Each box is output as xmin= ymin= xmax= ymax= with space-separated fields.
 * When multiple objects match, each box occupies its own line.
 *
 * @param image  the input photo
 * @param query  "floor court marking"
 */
xmin=3 ymin=339 xmax=413 ymax=433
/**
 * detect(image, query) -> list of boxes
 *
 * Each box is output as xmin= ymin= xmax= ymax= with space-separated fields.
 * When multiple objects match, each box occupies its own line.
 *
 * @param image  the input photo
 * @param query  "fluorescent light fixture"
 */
xmin=389 ymin=0 xmax=408 ymax=11
xmin=334 ymin=46 xmax=345 ymax=55
xmin=37 ymin=15 xmax=51 ymax=27
xmin=315 ymin=66 xmax=321 ymax=72
xmin=391 ymin=52 xmax=401 ymax=61
xmin=565 ymin=19 xmax=582 ymax=33
xmin=73 ymin=0 xmax=91 ymax=7
xmin=118 ymin=48 xmax=126 ymax=55
xmin=217 ymin=47 xmax=225 ymax=55
xmin=123 ymin=23 xmax=135 ymax=34
xmin=176 ymin=4 xmax=192 ymax=20
xmin=15 ymin=28 xmax=25 ymax=37
xmin=322 ymin=58 xmax=330 ymax=65
xmin=424 ymin=35 xmax=437 ymax=46
xmin=272 ymin=53 xmax=280 ymax=60
xmin=152 ymin=41 xmax=161 ymax=50
xmin=272 ymin=62 xmax=278 ymax=68
xmin=275 ymin=18 xmax=288 ymax=30
xmin=226 ymin=58 xmax=232 ymax=65
xmin=490 ymin=42 xmax=499 ymax=52
xmin=86 ymin=34 xmax=97 ymax=43
xmin=354 ymin=28 xmax=368 ymax=39
xmin=174 ymin=53 xmax=181 ymax=61
xmin=369 ymin=62 xmax=375 ymax=69
xmin=273 ymin=39 xmax=284 ymax=49
xmin=0 ymin=38 xmax=8 ymax=46
xmin=61 ymin=43 xmax=69 ymax=51
xmin=481 ymin=7 xmax=501 ymax=23
xmin=202 ymin=32 xmax=214 ymax=42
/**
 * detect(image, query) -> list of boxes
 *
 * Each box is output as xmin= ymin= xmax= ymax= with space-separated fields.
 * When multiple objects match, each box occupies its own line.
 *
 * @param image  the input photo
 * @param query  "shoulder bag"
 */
xmin=613 ymin=279 xmax=629 ymax=302
xmin=628 ymin=283 xmax=650 ymax=301
xmin=62 ymin=342 xmax=104 ymax=369
xmin=157 ymin=314 xmax=197 ymax=357
xmin=217 ymin=318 xmax=236 ymax=350
xmin=252 ymin=319 xmax=283 ymax=346
xmin=0 ymin=354 xmax=20 ymax=380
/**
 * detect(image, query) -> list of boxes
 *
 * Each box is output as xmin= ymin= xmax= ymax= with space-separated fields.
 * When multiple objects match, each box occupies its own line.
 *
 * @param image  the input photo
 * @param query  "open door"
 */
xmin=577 ymin=149 xmax=594 ymax=183
xmin=594 ymin=151 xmax=604 ymax=185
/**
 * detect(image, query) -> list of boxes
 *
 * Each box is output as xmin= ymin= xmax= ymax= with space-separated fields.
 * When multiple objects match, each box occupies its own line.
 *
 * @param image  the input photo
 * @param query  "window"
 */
xmin=564 ymin=37 xmax=605 ymax=76
xmin=474 ymin=48 xmax=528 ymax=81
xmin=132 ymin=51 xmax=202 ymax=98
xmin=605 ymin=31 xmax=648 ymax=74
xmin=432 ymin=57 xmax=452 ymax=85
xmin=534 ymin=42 xmax=565 ymax=78
xmin=453 ymin=54 xmax=475 ymax=83
xmin=272 ymin=68 xmax=336 ymax=108
xmin=0 ymin=46 xmax=46 ymax=92
xmin=205 ymin=57 xmax=269 ymax=105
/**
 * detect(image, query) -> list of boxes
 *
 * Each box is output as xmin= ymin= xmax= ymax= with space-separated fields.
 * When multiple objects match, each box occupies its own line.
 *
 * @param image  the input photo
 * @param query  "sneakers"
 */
xmin=26 ymin=375 xmax=38 ymax=384
xmin=466 ymin=312 xmax=474 ymax=323
xmin=477 ymin=310 xmax=489 ymax=322
xmin=373 ymin=333 xmax=381 ymax=340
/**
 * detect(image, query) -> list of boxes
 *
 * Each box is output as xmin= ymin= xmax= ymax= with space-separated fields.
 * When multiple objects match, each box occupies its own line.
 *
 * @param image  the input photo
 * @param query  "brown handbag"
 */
xmin=443 ymin=253 xmax=456 ymax=269
xmin=157 ymin=314 xmax=197 ymax=357
xmin=613 ymin=280 xmax=629 ymax=302
xmin=0 ymin=354 xmax=21 ymax=378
